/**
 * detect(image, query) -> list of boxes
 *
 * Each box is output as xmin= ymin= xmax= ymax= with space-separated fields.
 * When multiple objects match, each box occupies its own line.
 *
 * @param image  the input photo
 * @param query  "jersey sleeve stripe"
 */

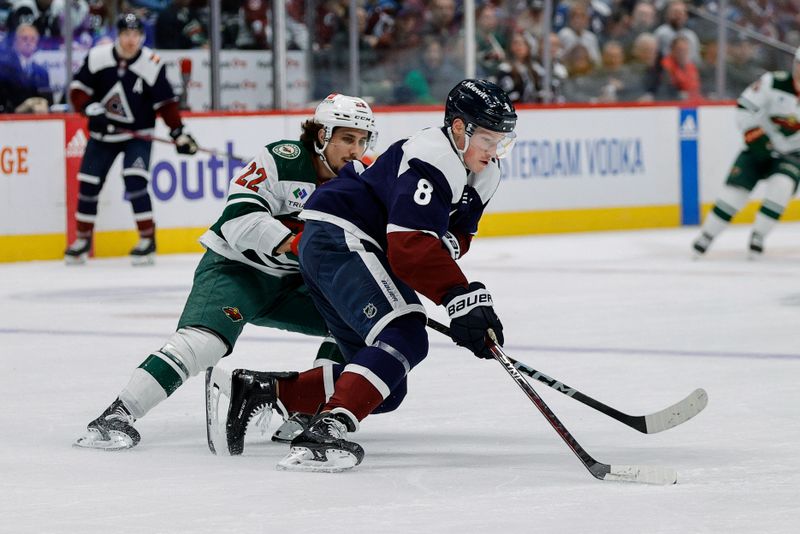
xmin=69 ymin=80 xmax=94 ymax=96
xmin=227 ymin=193 xmax=271 ymax=210
xmin=153 ymin=96 xmax=180 ymax=110
xmin=386 ymin=223 xmax=438 ymax=238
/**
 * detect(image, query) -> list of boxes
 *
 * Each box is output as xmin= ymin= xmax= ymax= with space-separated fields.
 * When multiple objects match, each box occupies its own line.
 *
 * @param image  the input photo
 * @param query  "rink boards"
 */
xmin=1 ymin=103 xmax=798 ymax=262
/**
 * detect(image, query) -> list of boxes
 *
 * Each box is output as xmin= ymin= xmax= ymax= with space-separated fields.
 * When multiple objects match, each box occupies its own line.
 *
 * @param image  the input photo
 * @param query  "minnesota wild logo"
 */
xmin=272 ymin=143 xmax=301 ymax=159
xmin=222 ymin=306 xmax=243 ymax=322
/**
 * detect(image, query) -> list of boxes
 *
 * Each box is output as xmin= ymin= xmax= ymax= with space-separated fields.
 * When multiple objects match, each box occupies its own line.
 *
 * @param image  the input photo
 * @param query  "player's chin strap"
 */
xmin=314 ymin=139 xmax=338 ymax=177
xmin=447 ymin=126 xmax=472 ymax=171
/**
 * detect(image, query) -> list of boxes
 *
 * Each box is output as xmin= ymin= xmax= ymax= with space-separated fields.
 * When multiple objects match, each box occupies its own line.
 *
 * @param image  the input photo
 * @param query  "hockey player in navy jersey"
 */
xmin=210 ymin=79 xmax=518 ymax=471
xmin=64 ymin=13 xmax=198 ymax=266
xmin=74 ymin=94 xmax=378 ymax=451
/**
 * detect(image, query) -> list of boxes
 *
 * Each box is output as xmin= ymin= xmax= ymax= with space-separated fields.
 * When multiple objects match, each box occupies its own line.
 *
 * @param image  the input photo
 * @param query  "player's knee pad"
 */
xmin=372 ymin=379 xmax=407 ymax=414
xmin=158 ymin=327 xmax=228 ymax=379
xmin=762 ymin=173 xmax=797 ymax=211
xmin=373 ymin=313 xmax=429 ymax=371
xmin=78 ymin=178 xmax=103 ymax=199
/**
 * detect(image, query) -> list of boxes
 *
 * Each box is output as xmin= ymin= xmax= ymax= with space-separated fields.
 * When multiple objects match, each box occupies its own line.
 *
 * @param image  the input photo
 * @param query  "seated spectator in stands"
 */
xmin=602 ymin=8 xmax=633 ymax=51
xmin=379 ymin=3 xmax=423 ymax=69
xmin=592 ymin=40 xmax=643 ymax=102
xmin=654 ymin=0 xmax=700 ymax=64
xmin=659 ymin=34 xmax=702 ymax=100
xmin=628 ymin=31 xmax=660 ymax=101
xmin=0 ymin=22 xmax=51 ymax=113
xmin=725 ymin=37 xmax=766 ymax=97
xmin=236 ymin=0 xmax=308 ymax=50
xmin=395 ymin=35 xmax=462 ymax=104
xmin=6 ymin=0 xmax=60 ymax=47
xmin=558 ymin=1 xmax=602 ymax=67
xmin=512 ymin=0 xmax=546 ymax=43
xmin=154 ymin=0 xmax=207 ymax=49
xmin=421 ymin=0 xmax=463 ymax=60
xmin=630 ymin=1 xmax=657 ymax=35
xmin=535 ymin=32 xmax=569 ymax=103
xmin=561 ymin=43 xmax=606 ymax=102
xmin=475 ymin=3 xmax=506 ymax=77
xmin=494 ymin=31 xmax=540 ymax=103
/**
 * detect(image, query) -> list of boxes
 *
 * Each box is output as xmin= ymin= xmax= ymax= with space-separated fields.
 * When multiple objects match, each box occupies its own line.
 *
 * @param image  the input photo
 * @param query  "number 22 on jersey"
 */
xmin=235 ymin=162 xmax=267 ymax=192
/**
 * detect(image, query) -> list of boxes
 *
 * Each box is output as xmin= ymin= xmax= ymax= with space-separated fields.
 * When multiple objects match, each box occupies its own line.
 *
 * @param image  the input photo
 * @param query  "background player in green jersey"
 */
xmin=693 ymin=48 xmax=800 ymax=258
xmin=74 ymin=94 xmax=377 ymax=451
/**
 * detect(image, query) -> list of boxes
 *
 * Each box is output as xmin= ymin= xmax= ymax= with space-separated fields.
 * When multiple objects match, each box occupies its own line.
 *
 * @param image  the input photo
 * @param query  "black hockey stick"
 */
xmin=427 ymin=319 xmax=677 ymax=484
xmin=427 ymin=318 xmax=707 ymax=434
xmin=115 ymin=127 xmax=249 ymax=162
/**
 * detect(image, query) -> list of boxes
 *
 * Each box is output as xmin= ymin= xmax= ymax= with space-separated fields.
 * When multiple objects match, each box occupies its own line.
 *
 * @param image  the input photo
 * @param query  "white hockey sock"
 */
xmin=120 ymin=371 xmax=168 ymax=420
xmin=752 ymin=173 xmax=796 ymax=238
xmin=701 ymin=185 xmax=750 ymax=237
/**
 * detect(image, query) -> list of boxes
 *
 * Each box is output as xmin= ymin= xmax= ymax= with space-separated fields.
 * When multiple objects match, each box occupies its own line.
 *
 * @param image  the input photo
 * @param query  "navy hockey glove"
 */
xmin=170 ymin=126 xmax=198 ymax=155
xmin=85 ymin=102 xmax=110 ymax=134
xmin=442 ymin=282 xmax=504 ymax=359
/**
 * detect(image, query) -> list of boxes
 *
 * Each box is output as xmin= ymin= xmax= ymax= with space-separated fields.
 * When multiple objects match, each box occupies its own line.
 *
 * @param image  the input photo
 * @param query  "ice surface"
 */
xmin=1 ymin=224 xmax=799 ymax=533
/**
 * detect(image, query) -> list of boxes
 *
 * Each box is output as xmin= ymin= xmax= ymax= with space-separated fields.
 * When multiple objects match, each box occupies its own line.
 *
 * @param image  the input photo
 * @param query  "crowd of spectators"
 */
xmin=1 ymin=0 xmax=798 ymax=112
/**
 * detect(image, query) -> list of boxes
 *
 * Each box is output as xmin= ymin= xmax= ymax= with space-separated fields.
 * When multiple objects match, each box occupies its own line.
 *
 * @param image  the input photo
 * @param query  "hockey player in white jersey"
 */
xmin=74 ymin=94 xmax=377 ymax=451
xmin=693 ymin=48 xmax=800 ymax=258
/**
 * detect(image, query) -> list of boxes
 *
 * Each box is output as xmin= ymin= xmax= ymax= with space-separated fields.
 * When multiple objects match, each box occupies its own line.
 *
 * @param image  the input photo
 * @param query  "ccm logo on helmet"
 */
xmin=447 ymin=292 xmax=493 ymax=316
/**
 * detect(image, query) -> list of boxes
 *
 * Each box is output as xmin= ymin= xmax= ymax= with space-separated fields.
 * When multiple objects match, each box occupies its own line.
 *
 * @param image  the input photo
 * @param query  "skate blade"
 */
xmin=73 ymin=431 xmax=136 ymax=451
xmin=205 ymin=367 xmax=230 ymax=456
xmin=131 ymin=254 xmax=155 ymax=266
xmin=64 ymin=254 xmax=88 ymax=265
xmin=276 ymin=447 xmax=358 ymax=473
xmin=271 ymin=419 xmax=305 ymax=443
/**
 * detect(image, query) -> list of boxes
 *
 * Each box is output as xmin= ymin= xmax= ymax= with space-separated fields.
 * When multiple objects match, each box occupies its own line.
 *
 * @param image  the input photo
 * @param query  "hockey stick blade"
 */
xmin=512 ymin=360 xmax=708 ymax=434
xmin=488 ymin=341 xmax=677 ymax=485
xmin=426 ymin=318 xmax=707 ymax=434
xmin=599 ymin=464 xmax=678 ymax=485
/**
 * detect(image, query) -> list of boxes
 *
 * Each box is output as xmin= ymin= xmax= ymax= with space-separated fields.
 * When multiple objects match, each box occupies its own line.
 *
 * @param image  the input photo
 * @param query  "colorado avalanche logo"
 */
xmin=222 ymin=306 xmax=243 ymax=322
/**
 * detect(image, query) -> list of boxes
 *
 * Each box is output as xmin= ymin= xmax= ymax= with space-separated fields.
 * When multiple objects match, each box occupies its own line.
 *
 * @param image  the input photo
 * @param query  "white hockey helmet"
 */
xmin=314 ymin=93 xmax=378 ymax=153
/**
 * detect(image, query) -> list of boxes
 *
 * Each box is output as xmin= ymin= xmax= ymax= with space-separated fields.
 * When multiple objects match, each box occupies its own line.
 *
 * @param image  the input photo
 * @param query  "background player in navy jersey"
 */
xmin=74 ymin=94 xmax=378 ymax=451
xmin=65 ymin=13 xmax=198 ymax=266
xmin=211 ymin=79 xmax=518 ymax=472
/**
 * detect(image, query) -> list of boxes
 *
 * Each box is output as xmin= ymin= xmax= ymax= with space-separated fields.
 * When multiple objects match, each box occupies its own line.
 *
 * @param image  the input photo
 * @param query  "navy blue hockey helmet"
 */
xmin=444 ymin=79 xmax=517 ymax=135
xmin=117 ymin=13 xmax=144 ymax=33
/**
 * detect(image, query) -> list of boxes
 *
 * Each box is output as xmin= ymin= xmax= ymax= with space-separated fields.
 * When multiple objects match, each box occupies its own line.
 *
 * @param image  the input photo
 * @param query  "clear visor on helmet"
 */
xmin=468 ymin=126 xmax=517 ymax=159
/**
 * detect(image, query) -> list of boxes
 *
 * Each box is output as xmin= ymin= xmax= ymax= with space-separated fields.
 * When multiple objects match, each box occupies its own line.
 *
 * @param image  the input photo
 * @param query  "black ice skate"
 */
xmin=64 ymin=237 xmax=92 ymax=265
xmin=748 ymin=232 xmax=764 ymax=259
xmin=74 ymin=398 xmax=140 ymax=451
xmin=692 ymin=232 xmax=713 ymax=257
xmin=130 ymin=237 xmax=156 ymax=266
xmin=271 ymin=412 xmax=312 ymax=443
xmin=223 ymin=369 xmax=295 ymax=455
xmin=276 ymin=409 xmax=364 ymax=473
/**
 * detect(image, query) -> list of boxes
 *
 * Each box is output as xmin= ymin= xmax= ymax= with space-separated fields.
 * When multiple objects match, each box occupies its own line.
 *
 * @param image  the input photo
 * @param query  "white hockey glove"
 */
xmin=85 ymin=102 xmax=111 ymax=134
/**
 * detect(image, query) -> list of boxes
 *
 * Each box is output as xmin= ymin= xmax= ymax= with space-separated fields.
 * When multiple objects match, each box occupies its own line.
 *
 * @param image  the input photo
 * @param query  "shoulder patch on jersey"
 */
xmin=271 ymin=143 xmax=302 ymax=160
xmin=129 ymin=47 xmax=162 ymax=86
xmin=87 ymin=44 xmax=116 ymax=74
